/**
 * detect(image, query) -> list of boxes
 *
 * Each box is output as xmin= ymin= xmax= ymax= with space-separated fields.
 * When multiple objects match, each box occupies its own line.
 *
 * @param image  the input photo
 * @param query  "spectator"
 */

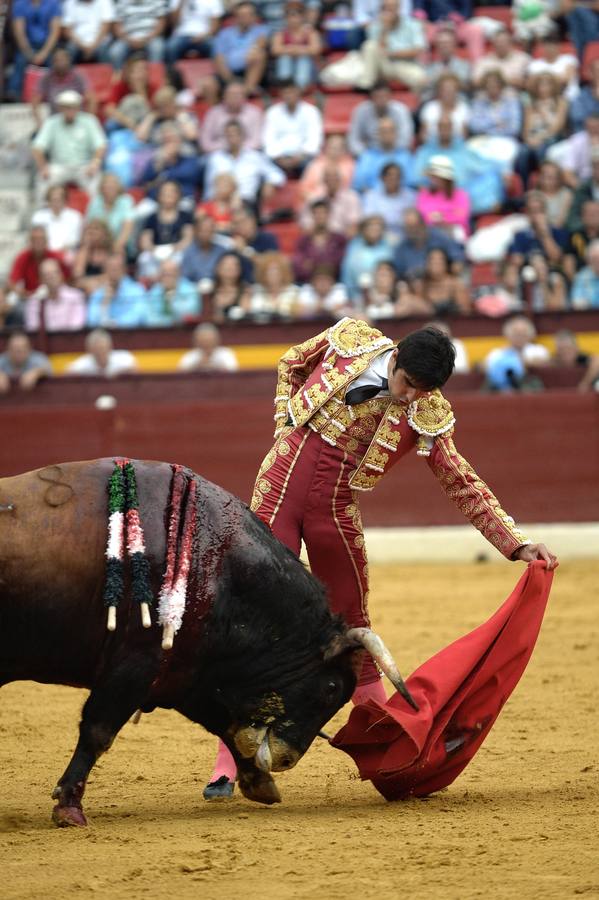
xmin=473 ymin=259 xmax=522 ymax=318
xmin=0 ymin=332 xmax=53 ymax=394
xmin=165 ymin=0 xmax=223 ymax=64
xmin=527 ymin=29 xmax=579 ymax=104
xmin=522 ymin=73 xmax=568 ymax=174
xmin=472 ymin=27 xmax=530 ymax=91
xmin=567 ymin=200 xmax=599 ymax=273
xmin=31 ymin=91 xmax=106 ymax=203
xmin=352 ymin=117 xmax=415 ymax=193
xmin=178 ymin=322 xmax=239 ymax=371
xmin=0 ymin=285 xmax=25 ymax=331
xmin=570 ymin=59 xmax=599 ymax=134
xmin=212 ymin=1 xmax=269 ymax=96
xmin=419 ymin=73 xmax=470 ymax=141
xmin=416 ymin=155 xmax=471 ymax=242
xmin=414 ymin=1 xmax=484 ymax=62
xmin=571 ymin=239 xmax=599 ymax=310
xmin=108 ymin=0 xmax=168 ymax=70
xmin=293 ymin=199 xmax=347 ymax=283
xmin=524 ymin=251 xmax=568 ymax=311
xmin=348 ymin=82 xmax=414 ymax=157
xmin=72 ymin=219 xmax=114 ymax=295
xmin=552 ymin=328 xmax=599 ymax=392
xmin=299 ymin=167 xmax=361 ymax=238
xmin=508 ymin=191 xmax=569 ymax=269
xmin=297 ymin=265 xmax=350 ymax=320
xmin=360 ymin=259 xmax=399 ymax=319
xmin=8 ymin=226 xmax=70 ymax=298
xmin=361 ymin=162 xmax=416 ymax=238
xmin=250 ymin=252 xmax=301 ymax=318
xmin=468 ymin=70 xmax=522 ymax=142
xmin=567 ymin=148 xmax=599 ymax=231
xmin=197 ymin=173 xmax=241 ymax=234
xmin=564 ymin=3 xmax=599 ymax=63
xmin=6 ymin=0 xmax=61 ymax=100
xmin=300 ymin=135 xmax=355 ymax=202
xmin=62 ymin=0 xmax=115 ymax=64
xmin=230 ymin=203 xmax=279 ymax=279
xmin=560 ymin=114 xmax=599 ymax=189
xmin=86 ymin=173 xmax=136 ymax=253
xmin=200 ymin=81 xmax=265 ymax=153
xmin=263 ymin=80 xmax=323 ymax=176
xmin=209 ymin=252 xmax=252 ymax=321
xmin=535 ymin=161 xmax=573 ymax=229
xmin=394 ymin=247 xmax=470 ymax=317
xmin=103 ymin=55 xmax=159 ymax=133
xmin=426 ymin=319 xmax=470 ymax=373
xmin=270 ymin=1 xmax=321 ymax=90
xmin=138 ymin=180 xmax=194 ymax=279
xmin=146 ymin=258 xmax=200 ymax=325
xmin=483 ymin=316 xmax=549 ymax=392
xmin=25 ymin=258 xmax=86 ymax=332
xmin=353 ymin=0 xmax=427 ymax=92
xmin=31 ymin=184 xmax=83 ymax=256
xmin=423 ymin=25 xmax=471 ymax=98
xmin=138 ymin=124 xmax=203 ymax=203
xmin=87 ymin=252 xmax=148 ymax=327
xmin=180 ymin=215 xmax=229 ymax=283
xmin=31 ymin=46 xmax=92 ymax=124
xmin=341 ymin=214 xmax=392 ymax=298
xmin=393 ymin=207 xmax=465 ymax=279
xmin=66 ymin=328 xmax=138 ymax=376
xmin=136 ymin=86 xmax=200 ymax=150
xmin=204 ymin=120 xmax=285 ymax=204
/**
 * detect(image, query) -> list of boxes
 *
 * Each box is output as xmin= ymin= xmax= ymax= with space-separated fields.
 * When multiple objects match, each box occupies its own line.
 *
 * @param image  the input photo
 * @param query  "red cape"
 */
xmin=332 ymin=561 xmax=555 ymax=801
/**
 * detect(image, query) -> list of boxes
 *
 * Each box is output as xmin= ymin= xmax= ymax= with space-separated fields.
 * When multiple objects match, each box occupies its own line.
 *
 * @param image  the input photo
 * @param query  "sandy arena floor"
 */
xmin=1 ymin=560 xmax=598 ymax=900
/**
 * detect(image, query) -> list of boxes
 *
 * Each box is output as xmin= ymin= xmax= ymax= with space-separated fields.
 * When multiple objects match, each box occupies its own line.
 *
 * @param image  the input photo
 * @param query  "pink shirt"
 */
xmin=200 ymin=102 xmax=265 ymax=152
xmin=416 ymin=187 xmax=471 ymax=238
xmin=26 ymin=286 xmax=87 ymax=332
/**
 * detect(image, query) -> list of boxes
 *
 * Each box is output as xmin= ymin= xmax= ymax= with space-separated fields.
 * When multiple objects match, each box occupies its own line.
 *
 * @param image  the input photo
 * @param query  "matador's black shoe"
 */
xmin=202 ymin=776 xmax=235 ymax=801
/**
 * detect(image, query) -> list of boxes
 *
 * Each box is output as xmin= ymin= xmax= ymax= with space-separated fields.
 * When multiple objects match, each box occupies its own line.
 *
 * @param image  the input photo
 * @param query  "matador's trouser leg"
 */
xmin=251 ymin=427 xmax=380 ymax=686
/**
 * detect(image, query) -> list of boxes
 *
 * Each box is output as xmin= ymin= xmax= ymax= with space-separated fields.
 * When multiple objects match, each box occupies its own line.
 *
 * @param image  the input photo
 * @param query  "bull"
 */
xmin=0 ymin=459 xmax=413 ymax=827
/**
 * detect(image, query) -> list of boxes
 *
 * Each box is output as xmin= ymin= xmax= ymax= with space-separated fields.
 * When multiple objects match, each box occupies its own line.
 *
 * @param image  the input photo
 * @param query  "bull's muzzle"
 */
xmin=234 ymin=725 xmax=300 ymax=774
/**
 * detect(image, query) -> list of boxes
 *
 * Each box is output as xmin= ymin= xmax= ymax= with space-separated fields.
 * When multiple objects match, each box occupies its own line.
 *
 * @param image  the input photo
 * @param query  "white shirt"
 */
xmin=419 ymin=99 xmax=470 ymax=141
xmin=67 ymin=349 xmax=137 ymax=377
xmin=178 ymin=346 xmax=239 ymax=371
xmin=31 ymin=206 xmax=83 ymax=252
xmin=62 ymin=0 xmax=115 ymax=45
xmin=263 ymin=101 xmax=324 ymax=160
xmin=204 ymin=149 xmax=285 ymax=201
xmin=170 ymin=0 xmax=223 ymax=38
xmin=527 ymin=55 xmax=579 ymax=102
xmin=345 ymin=348 xmax=393 ymax=399
xmin=297 ymin=283 xmax=349 ymax=317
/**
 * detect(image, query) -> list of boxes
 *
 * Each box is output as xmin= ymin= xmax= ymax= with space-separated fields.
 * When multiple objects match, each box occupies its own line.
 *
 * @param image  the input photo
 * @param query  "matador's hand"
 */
xmin=514 ymin=543 xmax=558 ymax=570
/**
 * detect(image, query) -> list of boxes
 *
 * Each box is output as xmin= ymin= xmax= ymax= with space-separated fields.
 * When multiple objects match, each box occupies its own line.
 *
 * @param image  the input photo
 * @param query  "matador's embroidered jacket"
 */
xmin=271 ymin=317 xmax=529 ymax=560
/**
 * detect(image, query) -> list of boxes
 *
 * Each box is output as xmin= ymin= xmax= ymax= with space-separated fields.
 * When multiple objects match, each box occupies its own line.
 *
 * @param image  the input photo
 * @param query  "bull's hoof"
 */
xmin=202 ymin=776 xmax=235 ymax=802
xmin=52 ymin=804 xmax=88 ymax=827
xmin=238 ymin=772 xmax=281 ymax=806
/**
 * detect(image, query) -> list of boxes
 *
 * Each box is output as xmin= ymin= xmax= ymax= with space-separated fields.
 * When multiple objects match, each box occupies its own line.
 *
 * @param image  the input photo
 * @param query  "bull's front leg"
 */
xmin=52 ymin=655 xmax=155 ymax=827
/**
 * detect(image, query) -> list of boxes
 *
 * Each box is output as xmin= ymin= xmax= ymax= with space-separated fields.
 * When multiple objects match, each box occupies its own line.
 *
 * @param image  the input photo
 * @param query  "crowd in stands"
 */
xmin=2 ymin=0 xmax=599 ymax=392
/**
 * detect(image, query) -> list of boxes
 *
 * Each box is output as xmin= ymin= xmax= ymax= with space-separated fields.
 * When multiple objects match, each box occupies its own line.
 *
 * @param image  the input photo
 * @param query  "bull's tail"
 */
xmin=157 ymin=465 xmax=198 ymax=651
xmin=103 ymin=458 xmax=153 ymax=632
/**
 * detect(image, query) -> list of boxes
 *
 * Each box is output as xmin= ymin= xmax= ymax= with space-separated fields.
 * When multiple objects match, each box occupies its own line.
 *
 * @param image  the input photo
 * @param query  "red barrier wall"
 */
xmin=1 ymin=391 xmax=597 ymax=525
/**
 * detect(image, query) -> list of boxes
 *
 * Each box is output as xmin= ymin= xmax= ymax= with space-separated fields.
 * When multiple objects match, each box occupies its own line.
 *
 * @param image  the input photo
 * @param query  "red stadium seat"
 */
xmin=147 ymin=62 xmax=166 ymax=88
xmin=127 ymin=187 xmax=145 ymax=204
xmin=531 ymin=41 xmax=576 ymax=59
xmin=22 ymin=66 xmax=45 ymax=103
xmin=475 ymin=214 xmax=505 ymax=229
xmin=175 ymin=58 xmax=216 ymax=89
xmin=582 ymin=41 xmax=599 ymax=81
xmin=471 ymin=261 xmax=498 ymax=287
xmin=394 ymin=90 xmax=419 ymax=113
xmin=65 ymin=186 xmax=90 ymax=214
xmin=268 ymin=221 xmax=301 ymax=254
xmin=322 ymin=93 xmax=365 ymax=134
xmin=262 ymin=181 xmax=302 ymax=219
xmin=75 ymin=63 xmax=115 ymax=103
xmin=472 ymin=6 xmax=513 ymax=29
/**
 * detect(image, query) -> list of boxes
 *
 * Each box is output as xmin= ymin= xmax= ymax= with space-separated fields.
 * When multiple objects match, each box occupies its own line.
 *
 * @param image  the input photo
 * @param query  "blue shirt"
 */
xmin=393 ymin=227 xmax=465 ymax=278
xmin=139 ymin=154 xmax=203 ymax=199
xmin=341 ymin=237 xmax=394 ymax=297
xmin=180 ymin=240 xmax=227 ymax=282
xmin=212 ymin=23 xmax=269 ymax=72
xmin=508 ymin=226 xmax=569 ymax=259
xmin=569 ymin=86 xmax=599 ymax=133
xmin=146 ymin=278 xmax=200 ymax=325
xmin=571 ymin=267 xmax=599 ymax=310
xmin=412 ymin=0 xmax=473 ymax=20
xmin=352 ymin=148 xmax=416 ymax=193
xmin=87 ymin=277 xmax=147 ymax=328
xmin=13 ymin=0 xmax=60 ymax=47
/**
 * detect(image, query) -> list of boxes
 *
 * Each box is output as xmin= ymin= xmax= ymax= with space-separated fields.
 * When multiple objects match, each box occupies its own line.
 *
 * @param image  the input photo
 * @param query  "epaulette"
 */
xmin=327 ymin=317 xmax=394 ymax=358
xmin=407 ymin=391 xmax=455 ymax=456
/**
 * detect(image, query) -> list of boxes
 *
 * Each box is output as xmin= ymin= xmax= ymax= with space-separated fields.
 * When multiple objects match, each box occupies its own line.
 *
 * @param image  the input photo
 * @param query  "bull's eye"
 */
xmin=326 ymin=680 xmax=338 ymax=697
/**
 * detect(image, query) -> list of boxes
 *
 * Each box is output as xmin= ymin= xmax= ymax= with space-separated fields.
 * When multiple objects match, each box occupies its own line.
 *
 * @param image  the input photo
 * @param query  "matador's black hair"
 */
xmin=393 ymin=326 xmax=456 ymax=391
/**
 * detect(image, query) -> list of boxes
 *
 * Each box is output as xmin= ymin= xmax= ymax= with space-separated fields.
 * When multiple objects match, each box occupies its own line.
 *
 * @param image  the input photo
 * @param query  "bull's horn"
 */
xmin=255 ymin=732 xmax=272 ymax=773
xmin=346 ymin=627 xmax=419 ymax=711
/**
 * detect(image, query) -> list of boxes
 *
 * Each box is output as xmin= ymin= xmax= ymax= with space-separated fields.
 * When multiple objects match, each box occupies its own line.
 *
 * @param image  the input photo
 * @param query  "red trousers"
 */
xmin=251 ymin=427 xmax=379 ymax=685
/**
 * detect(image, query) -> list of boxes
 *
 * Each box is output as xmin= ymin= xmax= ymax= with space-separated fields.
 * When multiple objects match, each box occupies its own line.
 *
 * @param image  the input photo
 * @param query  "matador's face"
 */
xmin=387 ymin=350 xmax=431 ymax=405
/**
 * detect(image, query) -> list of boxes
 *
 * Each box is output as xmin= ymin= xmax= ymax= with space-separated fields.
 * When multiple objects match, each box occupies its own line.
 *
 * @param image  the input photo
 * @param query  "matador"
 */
xmin=204 ymin=317 xmax=557 ymax=799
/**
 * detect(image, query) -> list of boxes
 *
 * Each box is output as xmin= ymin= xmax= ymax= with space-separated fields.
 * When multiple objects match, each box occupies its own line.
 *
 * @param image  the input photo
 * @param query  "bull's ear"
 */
xmin=322 ymin=633 xmax=359 ymax=661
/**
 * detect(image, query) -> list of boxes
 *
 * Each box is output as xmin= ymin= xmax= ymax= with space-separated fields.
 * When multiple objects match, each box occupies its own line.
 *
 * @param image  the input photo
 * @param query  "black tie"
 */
xmin=345 ymin=377 xmax=389 ymax=406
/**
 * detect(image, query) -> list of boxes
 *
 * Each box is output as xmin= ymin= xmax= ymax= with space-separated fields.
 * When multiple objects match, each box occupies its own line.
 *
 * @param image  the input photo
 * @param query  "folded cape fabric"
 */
xmin=332 ymin=561 xmax=555 ymax=801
